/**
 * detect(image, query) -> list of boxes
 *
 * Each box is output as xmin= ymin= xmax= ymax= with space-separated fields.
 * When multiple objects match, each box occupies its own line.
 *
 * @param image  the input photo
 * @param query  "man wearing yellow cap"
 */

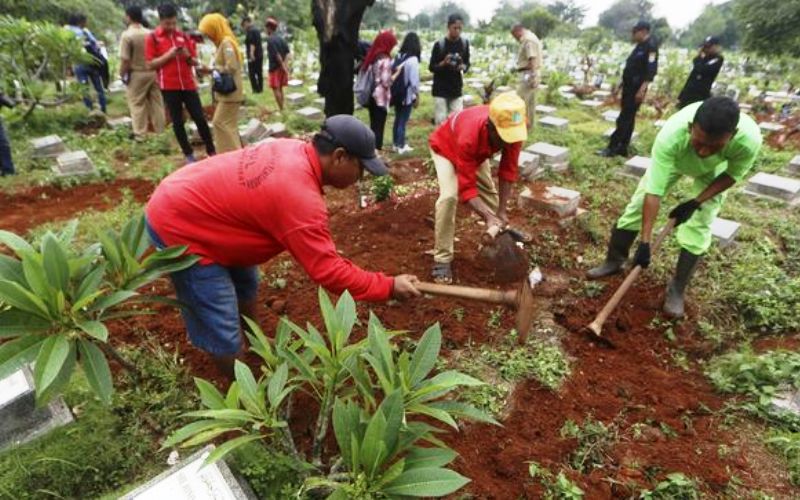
xmin=428 ymin=92 xmax=527 ymax=283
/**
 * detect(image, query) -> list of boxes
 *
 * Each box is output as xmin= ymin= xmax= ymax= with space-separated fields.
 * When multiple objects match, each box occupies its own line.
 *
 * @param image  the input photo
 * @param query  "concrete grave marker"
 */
xmin=787 ymin=155 xmax=800 ymax=176
xmin=518 ymin=185 xmax=581 ymax=217
xmin=419 ymin=84 xmax=432 ymax=93
xmin=602 ymin=110 xmax=620 ymax=122
xmin=758 ymin=122 xmax=785 ymax=133
xmin=239 ymin=119 xmax=269 ymax=145
xmin=264 ymin=122 xmax=289 ymax=138
xmin=654 ymin=120 xmax=666 ymax=128
xmin=710 ymin=217 xmax=741 ymax=248
xmin=313 ymin=97 xmax=326 ymax=106
xmin=539 ymin=116 xmax=569 ymax=130
xmin=526 ymin=142 xmax=569 ymax=172
xmin=744 ymin=172 xmax=800 ymax=203
xmin=287 ymin=79 xmax=304 ymax=87
xmin=593 ymin=90 xmax=611 ymax=99
xmin=518 ymin=151 xmax=541 ymax=180
xmin=495 ymin=85 xmax=512 ymax=93
xmin=462 ymin=95 xmax=476 ymax=107
xmin=108 ymin=117 xmax=133 ymax=129
xmin=579 ymin=99 xmax=603 ymax=108
xmin=0 ymin=366 xmax=74 ymax=450
xmin=621 ymin=156 xmax=651 ymax=178
xmin=771 ymin=390 xmax=800 ymax=418
xmin=54 ymin=151 xmax=95 ymax=177
xmin=30 ymin=135 xmax=67 ymax=158
xmin=535 ymin=104 xmax=556 ymax=115
xmin=297 ymin=107 xmax=323 ymax=120
xmin=121 ymin=446 xmax=255 ymax=500
xmin=286 ymin=93 xmax=306 ymax=105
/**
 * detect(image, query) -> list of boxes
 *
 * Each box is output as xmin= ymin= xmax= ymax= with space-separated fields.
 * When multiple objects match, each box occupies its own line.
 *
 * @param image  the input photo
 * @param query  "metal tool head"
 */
xmin=515 ymin=267 xmax=543 ymax=343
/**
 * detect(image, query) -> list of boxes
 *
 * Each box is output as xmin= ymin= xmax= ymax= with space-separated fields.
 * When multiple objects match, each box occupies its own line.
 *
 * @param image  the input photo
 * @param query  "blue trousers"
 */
xmin=393 ymin=104 xmax=413 ymax=148
xmin=74 ymin=64 xmax=107 ymax=113
xmin=0 ymin=119 xmax=14 ymax=176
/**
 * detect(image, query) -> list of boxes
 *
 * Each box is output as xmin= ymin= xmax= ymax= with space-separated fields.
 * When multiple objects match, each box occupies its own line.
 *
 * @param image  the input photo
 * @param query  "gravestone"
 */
xmin=286 ymin=93 xmax=306 ymax=105
xmin=287 ymin=79 xmax=304 ymax=87
xmin=108 ymin=117 xmax=133 ymax=130
xmin=602 ymin=110 xmax=620 ymax=122
xmin=579 ymin=99 xmax=603 ymax=108
xmin=758 ymin=122 xmax=785 ymax=133
xmin=710 ymin=217 xmax=740 ymax=248
xmin=313 ymin=97 xmax=326 ymax=107
xmin=604 ymin=128 xmax=637 ymax=140
xmin=0 ymin=366 xmax=74 ymax=450
xmin=308 ymin=84 xmax=317 ymax=94
xmin=739 ymin=103 xmax=753 ymax=112
xmin=787 ymin=155 xmax=800 ymax=176
xmin=771 ymin=390 xmax=800 ymax=419
xmin=744 ymin=172 xmax=800 ymax=203
xmin=535 ymin=104 xmax=556 ymax=115
xmin=593 ymin=90 xmax=611 ymax=99
xmin=518 ymin=185 xmax=581 ymax=217
xmin=621 ymin=156 xmax=651 ymax=178
xmin=239 ymin=119 xmax=269 ymax=145
xmin=462 ymin=95 xmax=476 ymax=107
xmin=654 ymin=120 xmax=666 ymax=128
xmin=560 ymin=92 xmax=576 ymax=100
xmin=526 ymin=142 xmax=569 ymax=172
xmin=121 ymin=446 xmax=256 ymax=500
xmin=539 ymin=116 xmax=569 ymax=131
xmin=264 ymin=122 xmax=289 ymax=138
xmin=419 ymin=84 xmax=432 ymax=93
xmin=108 ymin=81 xmax=126 ymax=95
xmin=54 ymin=151 xmax=96 ymax=177
xmin=518 ymin=151 xmax=541 ymax=180
xmin=297 ymin=107 xmax=323 ymax=120
xmin=495 ymin=85 xmax=512 ymax=93
xmin=30 ymin=135 xmax=67 ymax=158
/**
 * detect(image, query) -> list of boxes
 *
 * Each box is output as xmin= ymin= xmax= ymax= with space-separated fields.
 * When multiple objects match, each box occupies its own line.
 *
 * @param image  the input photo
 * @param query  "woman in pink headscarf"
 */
xmin=362 ymin=30 xmax=397 ymax=151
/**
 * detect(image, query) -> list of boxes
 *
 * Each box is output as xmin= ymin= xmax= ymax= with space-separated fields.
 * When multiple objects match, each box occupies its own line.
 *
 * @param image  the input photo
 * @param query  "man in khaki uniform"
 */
xmin=119 ymin=6 xmax=164 ymax=139
xmin=511 ymin=24 xmax=542 ymax=128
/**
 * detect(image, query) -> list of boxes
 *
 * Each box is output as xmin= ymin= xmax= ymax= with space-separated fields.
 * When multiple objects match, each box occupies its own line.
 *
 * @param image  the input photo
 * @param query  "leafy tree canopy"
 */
xmin=679 ymin=1 xmax=739 ymax=49
xmin=736 ymin=0 xmax=800 ymax=57
xmin=3 ymin=0 xmax=123 ymax=40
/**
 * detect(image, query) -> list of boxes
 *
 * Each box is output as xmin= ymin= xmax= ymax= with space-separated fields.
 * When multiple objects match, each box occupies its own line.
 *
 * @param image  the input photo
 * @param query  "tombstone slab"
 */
xmin=419 ymin=84 xmax=432 ymax=93
xmin=786 ymin=155 xmax=800 ymax=176
xmin=758 ymin=122 xmax=785 ymax=133
xmin=654 ymin=120 xmax=666 ymax=128
xmin=579 ymin=99 xmax=603 ymax=108
xmin=108 ymin=117 xmax=133 ymax=129
xmin=593 ymin=90 xmax=611 ymax=99
xmin=495 ymin=85 xmax=512 ymax=93
xmin=535 ymin=104 xmax=556 ymax=115
xmin=264 ymin=122 xmax=289 ymax=138
xmin=518 ymin=185 xmax=581 ymax=217
xmin=121 ymin=445 xmax=256 ymax=500
xmin=539 ymin=116 xmax=569 ymax=130
xmin=286 ymin=93 xmax=306 ymax=105
xmin=621 ymin=156 xmax=651 ymax=178
xmin=239 ymin=119 xmax=269 ymax=145
xmin=30 ymin=135 xmax=67 ymax=158
xmin=297 ymin=107 xmax=323 ymax=120
xmin=526 ymin=142 xmax=569 ymax=167
xmin=710 ymin=217 xmax=740 ymax=248
xmin=602 ymin=110 xmax=620 ymax=122
xmin=744 ymin=172 xmax=800 ymax=202
xmin=462 ymin=95 xmax=476 ymax=107
xmin=287 ymin=79 xmax=304 ymax=87
xmin=0 ymin=367 xmax=74 ymax=451
xmin=54 ymin=151 xmax=95 ymax=177
xmin=518 ymin=151 xmax=541 ymax=180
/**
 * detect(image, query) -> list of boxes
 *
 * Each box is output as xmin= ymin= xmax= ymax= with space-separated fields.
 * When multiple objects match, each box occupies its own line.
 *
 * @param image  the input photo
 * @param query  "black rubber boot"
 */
xmin=663 ymin=249 xmax=701 ymax=319
xmin=586 ymin=226 xmax=638 ymax=279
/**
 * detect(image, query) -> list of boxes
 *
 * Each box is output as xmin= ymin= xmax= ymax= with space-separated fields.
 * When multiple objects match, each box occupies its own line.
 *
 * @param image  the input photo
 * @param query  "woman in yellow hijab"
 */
xmin=198 ymin=13 xmax=244 ymax=153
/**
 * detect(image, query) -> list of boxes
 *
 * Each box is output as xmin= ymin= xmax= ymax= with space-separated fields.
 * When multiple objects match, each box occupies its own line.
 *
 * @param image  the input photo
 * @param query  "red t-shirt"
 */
xmin=429 ymin=105 xmax=522 ymax=202
xmin=144 ymin=26 xmax=198 ymax=91
xmin=145 ymin=140 xmax=394 ymax=302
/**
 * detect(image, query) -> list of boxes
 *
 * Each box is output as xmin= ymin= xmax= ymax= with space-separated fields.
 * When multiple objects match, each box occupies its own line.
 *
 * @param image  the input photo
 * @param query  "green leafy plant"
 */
xmin=165 ymin=289 xmax=495 ymax=498
xmin=371 ymin=175 xmax=395 ymax=202
xmin=0 ymin=214 xmax=198 ymax=405
xmin=765 ymin=430 xmax=800 ymax=485
xmin=560 ymin=417 xmax=618 ymax=473
xmin=639 ymin=472 xmax=699 ymax=499
xmin=528 ymin=462 xmax=585 ymax=499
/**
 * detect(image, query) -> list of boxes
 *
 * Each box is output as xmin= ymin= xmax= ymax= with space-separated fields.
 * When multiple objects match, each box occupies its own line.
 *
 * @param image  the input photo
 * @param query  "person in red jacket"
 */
xmin=146 ymin=115 xmax=420 ymax=377
xmin=429 ymin=92 xmax=527 ymax=283
xmin=145 ymin=4 xmax=215 ymax=164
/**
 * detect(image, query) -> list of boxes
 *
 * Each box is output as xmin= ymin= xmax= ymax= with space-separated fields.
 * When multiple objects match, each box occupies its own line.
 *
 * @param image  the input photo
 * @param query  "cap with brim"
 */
xmin=320 ymin=115 xmax=389 ymax=176
xmin=701 ymin=35 xmax=721 ymax=47
xmin=489 ymin=92 xmax=528 ymax=144
xmin=632 ymin=20 xmax=651 ymax=32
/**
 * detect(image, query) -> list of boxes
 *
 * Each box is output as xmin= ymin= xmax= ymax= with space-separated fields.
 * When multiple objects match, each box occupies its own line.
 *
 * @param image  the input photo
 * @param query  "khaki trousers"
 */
xmin=212 ymin=101 xmax=243 ymax=153
xmin=433 ymin=97 xmax=464 ymax=125
xmin=126 ymin=71 xmax=164 ymax=137
xmin=432 ymin=150 xmax=498 ymax=264
xmin=516 ymin=80 xmax=537 ymax=129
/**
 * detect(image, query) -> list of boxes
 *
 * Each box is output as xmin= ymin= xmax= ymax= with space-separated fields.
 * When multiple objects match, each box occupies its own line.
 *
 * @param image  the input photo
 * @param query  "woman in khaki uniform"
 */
xmin=198 ymin=13 xmax=244 ymax=153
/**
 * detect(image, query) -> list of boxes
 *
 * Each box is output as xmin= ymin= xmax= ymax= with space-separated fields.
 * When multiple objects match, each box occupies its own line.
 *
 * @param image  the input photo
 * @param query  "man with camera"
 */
xmin=429 ymin=14 xmax=471 ymax=125
xmin=145 ymin=3 xmax=215 ymax=164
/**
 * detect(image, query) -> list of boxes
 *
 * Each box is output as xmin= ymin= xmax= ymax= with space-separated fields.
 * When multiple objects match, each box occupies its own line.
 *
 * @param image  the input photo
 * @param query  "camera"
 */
xmin=448 ymin=52 xmax=462 ymax=68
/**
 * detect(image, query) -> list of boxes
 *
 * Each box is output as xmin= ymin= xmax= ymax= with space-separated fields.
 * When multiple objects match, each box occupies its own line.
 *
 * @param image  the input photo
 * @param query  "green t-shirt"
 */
xmin=646 ymin=101 xmax=763 ymax=196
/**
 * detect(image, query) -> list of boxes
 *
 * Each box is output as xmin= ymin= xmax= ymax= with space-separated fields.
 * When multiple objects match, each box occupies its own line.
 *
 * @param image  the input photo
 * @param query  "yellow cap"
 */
xmin=489 ymin=92 xmax=528 ymax=143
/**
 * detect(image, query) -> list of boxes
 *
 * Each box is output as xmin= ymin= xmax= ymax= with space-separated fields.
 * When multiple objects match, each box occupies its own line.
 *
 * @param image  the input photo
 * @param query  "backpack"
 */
xmin=390 ymin=54 xmax=409 ymax=107
xmin=353 ymin=64 xmax=375 ymax=106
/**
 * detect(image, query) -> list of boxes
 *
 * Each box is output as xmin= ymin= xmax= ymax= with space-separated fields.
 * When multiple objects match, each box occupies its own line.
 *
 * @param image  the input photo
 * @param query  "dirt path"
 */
xmin=0 ymin=178 xmax=155 ymax=234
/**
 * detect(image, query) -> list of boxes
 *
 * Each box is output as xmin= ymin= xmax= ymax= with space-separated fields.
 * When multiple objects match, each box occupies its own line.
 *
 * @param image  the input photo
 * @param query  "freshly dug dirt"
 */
xmin=0 ymin=178 xmax=154 ymax=235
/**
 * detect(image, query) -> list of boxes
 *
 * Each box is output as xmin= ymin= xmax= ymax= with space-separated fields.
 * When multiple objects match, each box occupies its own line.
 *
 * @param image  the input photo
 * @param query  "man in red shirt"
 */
xmin=146 ymin=4 xmax=215 ymax=164
xmin=428 ymin=92 xmax=527 ymax=283
xmin=146 ymin=115 xmax=420 ymax=377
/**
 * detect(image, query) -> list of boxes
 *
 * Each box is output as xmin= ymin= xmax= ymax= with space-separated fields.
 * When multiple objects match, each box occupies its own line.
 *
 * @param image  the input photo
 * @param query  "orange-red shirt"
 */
xmin=145 ymin=26 xmax=198 ymax=91
xmin=429 ymin=105 xmax=522 ymax=202
xmin=145 ymin=140 xmax=394 ymax=301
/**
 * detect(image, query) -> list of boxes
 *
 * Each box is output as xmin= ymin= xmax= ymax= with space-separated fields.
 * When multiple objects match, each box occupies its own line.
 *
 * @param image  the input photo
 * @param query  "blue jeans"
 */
xmin=0 ymin=119 xmax=14 ymax=176
xmin=74 ymin=64 xmax=107 ymax=113
xmin=145 ymin=220 xmax=259 ymax=356
xmin=393 ymin=104 xmax=413 ymax=148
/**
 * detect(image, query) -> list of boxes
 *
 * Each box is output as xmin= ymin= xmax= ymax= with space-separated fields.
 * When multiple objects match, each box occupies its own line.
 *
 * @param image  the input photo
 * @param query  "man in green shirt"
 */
xmin=587 ymin=97 xmax=762 ymax=318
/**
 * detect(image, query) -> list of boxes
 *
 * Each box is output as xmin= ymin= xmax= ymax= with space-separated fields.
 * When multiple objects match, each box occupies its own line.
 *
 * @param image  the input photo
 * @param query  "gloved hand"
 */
xmin=633 ymin=242 xmax=651 ymax=268
xmin=669 ymin=199 xmax=701 ymax=226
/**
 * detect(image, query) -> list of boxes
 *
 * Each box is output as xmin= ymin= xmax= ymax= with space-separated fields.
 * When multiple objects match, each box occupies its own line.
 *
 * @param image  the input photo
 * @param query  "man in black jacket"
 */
xmin=429 ymin=14 xmax=470 ymax=125
xmin=678 ymin=36 xmax=724 ymax=109
xmin=599 ymin=20 xmax=658 ymax=158
xmin=241 ymin=17 xmax=264 ymax=94
xmin=313 ymin=0 xmax=375 ymax=117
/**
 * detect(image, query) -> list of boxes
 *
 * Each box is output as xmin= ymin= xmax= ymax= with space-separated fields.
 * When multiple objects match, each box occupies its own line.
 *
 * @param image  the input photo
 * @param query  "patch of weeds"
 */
xmin=670 ymin=349 xmax=690 ymax=371
xmin=451 ymin=307 xmax=465 ymax=322
xmin=486 ymin=307 xmax=504 ymax=329
xmin=266 ymin=259 xmax=293 ymax=291
xmin=371 ymin=175 xmax=395 ymax=202
xmin=581 ymin=281 xmax=605 ymax=299
xmin=658 ymin=421 xmax=678 ymax=439
xmin=639 ymin=472 xmax=700 ymax=499
xmin=227 ymin=443 xmax=311 ymax=499
xmin=479 ymin=336 xmax=571 ymax=390
xmin=528 ymin=462 xmax=584 ymax=499
xmin=460 ymin=383 xmax=510 ymax=419
xmin=560 ymin=417 xmax=618 ymax=473
xmin=765 ymin=431 xmax=800 ymax=485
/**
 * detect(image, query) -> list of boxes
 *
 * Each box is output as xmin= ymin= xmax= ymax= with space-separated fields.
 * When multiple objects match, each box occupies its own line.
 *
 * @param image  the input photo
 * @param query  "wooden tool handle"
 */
xmin=589 ymin=220 xmax=676 ymax=334
xmin=416 ymin=282 xmax=514 ymax=305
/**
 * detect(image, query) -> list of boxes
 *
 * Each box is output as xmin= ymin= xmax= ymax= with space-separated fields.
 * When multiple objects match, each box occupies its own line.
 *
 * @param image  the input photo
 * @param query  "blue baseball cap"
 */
xmin=320 ymin=115 xmax=389 ymax=176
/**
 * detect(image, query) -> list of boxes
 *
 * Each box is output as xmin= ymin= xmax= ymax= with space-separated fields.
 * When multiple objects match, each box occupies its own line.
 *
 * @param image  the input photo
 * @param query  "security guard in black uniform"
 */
xmin=600 ymin=21 xmax=658 ymax=158
xmin=677 ymin=36 xmax=724 ymax=109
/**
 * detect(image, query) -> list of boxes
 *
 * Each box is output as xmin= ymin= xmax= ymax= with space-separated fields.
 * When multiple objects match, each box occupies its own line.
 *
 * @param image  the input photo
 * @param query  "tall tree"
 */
xmin=362 ymin=0 xmax=399 ymax=29
xmin=3 ymin=0 xmax=123 ymax=38
xmin=548 ymin=0 xmax=586 ymax=25
xmin=521 ymin=8 xmax=560 ymax=39
xmin=491 ymin=1 xmax=542 ymax=31
xmin=736 ymin=0 xmax=800 ymax=57
xmin=430 ymin=1 xmax=470 ymax=29
xmin=598 ymin=0 xmax=654 ymax=39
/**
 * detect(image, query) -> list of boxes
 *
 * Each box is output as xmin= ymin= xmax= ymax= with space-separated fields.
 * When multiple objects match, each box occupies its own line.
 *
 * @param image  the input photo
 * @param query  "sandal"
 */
xmin=432 ymin=262 xmax=453 ymax=284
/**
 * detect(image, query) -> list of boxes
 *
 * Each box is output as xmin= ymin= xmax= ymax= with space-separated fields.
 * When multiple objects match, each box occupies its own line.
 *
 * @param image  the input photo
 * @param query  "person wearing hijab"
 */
xmin=362 ymin=30 xmax=397 ymax=151
xmin=198 ymin=13 xmax=244 ymax=153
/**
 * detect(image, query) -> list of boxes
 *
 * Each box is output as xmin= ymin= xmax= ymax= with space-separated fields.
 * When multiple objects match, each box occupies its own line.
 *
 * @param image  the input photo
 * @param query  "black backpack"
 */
xmin=390 ymin=54 xmax=410 ymax=107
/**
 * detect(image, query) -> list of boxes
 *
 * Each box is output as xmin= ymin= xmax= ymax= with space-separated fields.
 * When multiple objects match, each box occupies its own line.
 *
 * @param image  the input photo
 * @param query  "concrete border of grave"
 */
xmin=744 ymin=172 xmax=800 ymax=204
xmin=120 ymin=445 xmax=257 ymax=500
xmin=786 ymin=155 xmax=800 ymax=177
xmin=620 ymin=156 xmax=651 ymax=179
xmin=53 ymin=150 xmax=96 ymax=177
xmin=0 ymin=366 xmax=74 ymax=451
xmin=710 ymin=217 xmax=741 ymax=249
xmin=30 ymin=135 xmax=67 ymax=159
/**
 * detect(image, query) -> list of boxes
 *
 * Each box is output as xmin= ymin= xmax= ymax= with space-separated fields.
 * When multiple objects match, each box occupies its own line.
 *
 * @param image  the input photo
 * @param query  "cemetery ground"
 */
xmin=2 ymin=65 xmax=800 ymax=499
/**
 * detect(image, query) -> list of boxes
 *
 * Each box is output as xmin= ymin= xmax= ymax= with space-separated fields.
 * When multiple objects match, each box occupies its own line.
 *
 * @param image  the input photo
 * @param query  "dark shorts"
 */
xmin=145 ymin=219 xmax=259 ymax=356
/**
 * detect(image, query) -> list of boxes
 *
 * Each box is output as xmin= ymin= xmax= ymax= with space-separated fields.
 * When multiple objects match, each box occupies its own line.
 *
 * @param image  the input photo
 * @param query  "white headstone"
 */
xmin=758 ymin=122 xmax=785 ymax=133
xmin=54 ymin=151 xmax=95 ymax=177
xmin=602 ymin=110 xmax=620 ymax=122
xmin=518 ymin=185 xmax=581 ymax=217
xmin=535 ymin=104 xmax=556 ymax=115
xmin=297 ymin=107 xmax=323 ymax=120
xmin=745 ymin=172 xmax=800 ymax=202
xmin=539 ymin=116 xmax=569 ymax=130
xmin=710 ymin=217 xmax=740 ymax=248
xmin=787 ymin=155 xmax=800 ymax=176
xmin=526 ymin=142 xmax=568 ymax=164
xmin=264 ymin=122 xmax=288 ymax=138
xmin=239 ymin=119 xmax=269 ymax=144
xmin=108 ymin=117 xmax=133 ymax=129
xmin=579 ymin=99 xmax=603 ymax=108
xmin=286 ymin=93 xmax=306 ymax=105
xmin=287 ymin=79 xmax=304 ymax=87
xmin=0 ymin=370 xmax=30 ymax=406
xmin=518 ymin=151 xmax=541 ymax=180
xmin=30 ymin=135 xmax=67 ymax=158
xmin=621 ymin=156 xmax=651 ymax=178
